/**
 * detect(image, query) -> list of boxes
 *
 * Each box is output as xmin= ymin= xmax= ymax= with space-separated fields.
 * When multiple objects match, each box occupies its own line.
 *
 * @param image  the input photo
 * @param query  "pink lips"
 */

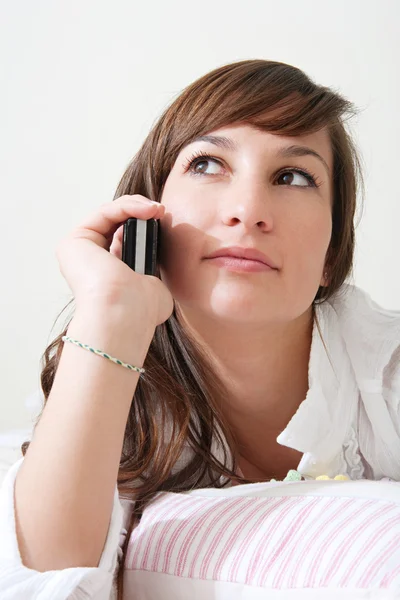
xmin=207 ymin=256 xmax=273 ymax=272
xmin=206 ymin=246 xmax=278 ymax=270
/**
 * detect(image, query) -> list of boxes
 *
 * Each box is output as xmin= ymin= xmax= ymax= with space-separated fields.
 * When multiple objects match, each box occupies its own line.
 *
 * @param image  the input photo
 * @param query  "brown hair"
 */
xmin=21 ymin=59 xmax=364 ymax=597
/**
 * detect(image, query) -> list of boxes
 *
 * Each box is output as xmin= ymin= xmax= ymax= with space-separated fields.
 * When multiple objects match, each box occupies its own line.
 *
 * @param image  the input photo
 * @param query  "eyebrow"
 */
xmin=190 ymin=134 xmax=330 ymax=175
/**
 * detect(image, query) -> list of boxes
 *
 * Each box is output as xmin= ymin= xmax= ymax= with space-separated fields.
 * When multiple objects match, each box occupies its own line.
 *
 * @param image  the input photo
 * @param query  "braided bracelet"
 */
xmin=61 ymin=336 xmax=146 ymax=374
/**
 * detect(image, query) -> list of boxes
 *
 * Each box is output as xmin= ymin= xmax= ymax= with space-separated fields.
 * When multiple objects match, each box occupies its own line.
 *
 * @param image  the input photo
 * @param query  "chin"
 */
xmin=208 ymin=309 xmax=265 ymax=325
xmin=171 ymin=277 xmax=288 ymax=322
xmin=206 ymin=292 xmax=276 ymax=323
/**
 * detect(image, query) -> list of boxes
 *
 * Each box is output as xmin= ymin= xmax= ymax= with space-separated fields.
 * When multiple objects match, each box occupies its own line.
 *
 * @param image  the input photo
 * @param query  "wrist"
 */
xmin=73 ymin=301 xmax=157 ymax=336
xmin=67 ymin=305 xmax=156 ymax=369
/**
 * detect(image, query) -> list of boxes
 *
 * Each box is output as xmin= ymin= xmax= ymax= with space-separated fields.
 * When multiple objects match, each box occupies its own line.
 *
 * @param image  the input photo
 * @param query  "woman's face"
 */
xmin=159 ymin=123 xmax=333 ymax=325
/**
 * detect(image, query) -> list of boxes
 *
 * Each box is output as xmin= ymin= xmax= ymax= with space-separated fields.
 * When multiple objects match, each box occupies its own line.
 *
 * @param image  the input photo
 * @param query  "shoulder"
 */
xmin=330 ymin=282 xmax=400 ymax=331
xmin=327 ymin=284 xmax=400 ymax=480
xmin=328 ymin=283 xmax=400 ymax=384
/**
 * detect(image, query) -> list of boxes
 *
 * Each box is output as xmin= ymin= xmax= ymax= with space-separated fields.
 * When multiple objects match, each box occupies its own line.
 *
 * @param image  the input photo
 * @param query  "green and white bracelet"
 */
xmin=61 ymin=336 xmax=146 ymax=374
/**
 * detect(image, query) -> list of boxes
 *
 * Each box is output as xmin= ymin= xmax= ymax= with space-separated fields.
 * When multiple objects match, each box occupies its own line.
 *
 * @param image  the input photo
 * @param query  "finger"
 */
xmin=72 ymin=196 xmax=164 ymax=250
xmin=109 ymin=225 xmax=123 ymax=258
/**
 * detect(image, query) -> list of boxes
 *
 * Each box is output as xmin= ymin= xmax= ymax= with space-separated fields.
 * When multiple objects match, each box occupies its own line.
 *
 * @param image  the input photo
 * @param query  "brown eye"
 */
xmin=276 ymin=169 xmax=316 ymax=187
xmin=193 ymin=159 xmax=209 ymax=174
xmin=190 ymin=157 xmax=223 ymax=176
xmin=182 ymin=151 xmax=224 ymax=177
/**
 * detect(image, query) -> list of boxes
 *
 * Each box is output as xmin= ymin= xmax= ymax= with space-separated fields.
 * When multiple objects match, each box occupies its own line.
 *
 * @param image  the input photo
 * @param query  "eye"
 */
xmin=182 ymin=151 xmax=224 ymax=177
xmin=182 ymin=151 xmax=321 ymax=188
xmin=275 ymin=168 xmax=320 ymax=188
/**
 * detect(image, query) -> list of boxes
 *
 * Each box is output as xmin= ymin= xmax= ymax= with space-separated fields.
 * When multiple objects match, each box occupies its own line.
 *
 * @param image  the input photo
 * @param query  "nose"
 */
xmin=219 ymin=182 xmax=274 ymax=232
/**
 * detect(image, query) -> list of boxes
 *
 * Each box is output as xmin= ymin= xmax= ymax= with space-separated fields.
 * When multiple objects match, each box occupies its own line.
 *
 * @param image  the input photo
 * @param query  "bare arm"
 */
xmin=14 ymin=305 xmax=155 ymax=572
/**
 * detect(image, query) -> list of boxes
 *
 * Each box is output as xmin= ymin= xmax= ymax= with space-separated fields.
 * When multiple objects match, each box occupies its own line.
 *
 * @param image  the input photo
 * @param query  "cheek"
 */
xmin=159 ymin=186 xmax=215 ymax=271
xmin=158 ymin=210 xmax=206 ymax=293
xmin=284 ymin=210 xmax=332 ymax=273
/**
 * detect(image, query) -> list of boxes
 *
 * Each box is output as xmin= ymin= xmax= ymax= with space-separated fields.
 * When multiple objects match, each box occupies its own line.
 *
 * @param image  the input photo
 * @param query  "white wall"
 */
xmin=1 ymin=0 xmax=399 ymax=433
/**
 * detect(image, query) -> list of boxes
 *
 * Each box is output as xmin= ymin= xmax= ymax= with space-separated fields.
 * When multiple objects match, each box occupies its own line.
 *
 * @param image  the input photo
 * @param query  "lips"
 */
xmin=206 ymin=246 xmax=278 ymax=269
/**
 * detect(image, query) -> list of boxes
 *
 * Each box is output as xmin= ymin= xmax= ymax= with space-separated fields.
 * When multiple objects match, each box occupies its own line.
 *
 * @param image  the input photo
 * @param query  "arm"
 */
xmin=13 ymin=304 xmax=154 ymax=572
xmin=0 ymin=456 xmax=126 ymax=600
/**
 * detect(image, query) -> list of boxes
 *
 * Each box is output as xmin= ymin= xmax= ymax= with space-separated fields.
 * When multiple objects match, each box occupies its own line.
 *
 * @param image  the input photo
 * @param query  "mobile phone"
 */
xmin=122 ymin=218 xmax=160 ymax=276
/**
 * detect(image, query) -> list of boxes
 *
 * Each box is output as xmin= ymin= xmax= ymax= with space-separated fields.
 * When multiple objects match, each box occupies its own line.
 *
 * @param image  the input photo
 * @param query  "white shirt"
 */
xmin=1 ymin=282 xmax=400 ymax=599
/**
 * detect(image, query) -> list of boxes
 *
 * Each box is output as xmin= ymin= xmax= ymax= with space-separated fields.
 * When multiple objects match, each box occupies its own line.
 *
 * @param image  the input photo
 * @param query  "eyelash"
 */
xmin=182 ymin=150 xmax=322 ymax=188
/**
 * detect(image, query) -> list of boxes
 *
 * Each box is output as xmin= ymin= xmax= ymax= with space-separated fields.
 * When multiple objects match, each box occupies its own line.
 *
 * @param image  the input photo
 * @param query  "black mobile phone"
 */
xmin=122 ymin=218 xmax=160 ymax=276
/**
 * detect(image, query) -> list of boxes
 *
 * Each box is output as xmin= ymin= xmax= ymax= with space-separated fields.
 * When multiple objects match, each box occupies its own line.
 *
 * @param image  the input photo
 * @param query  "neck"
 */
xmin=177 ymin=304 xmax=314 ymax=464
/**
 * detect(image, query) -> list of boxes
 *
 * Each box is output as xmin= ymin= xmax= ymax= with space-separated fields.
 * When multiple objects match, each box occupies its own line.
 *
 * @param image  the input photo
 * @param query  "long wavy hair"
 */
xmin=21 ymin=59 xmax=364 ymax=598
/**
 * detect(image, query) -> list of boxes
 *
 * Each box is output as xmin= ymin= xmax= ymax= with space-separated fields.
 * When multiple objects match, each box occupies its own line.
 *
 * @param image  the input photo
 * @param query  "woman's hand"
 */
xmin=56 ymin=195 xmax=174 ymax=327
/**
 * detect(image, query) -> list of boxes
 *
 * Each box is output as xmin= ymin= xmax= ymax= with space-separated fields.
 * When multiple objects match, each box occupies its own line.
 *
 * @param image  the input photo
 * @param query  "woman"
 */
xmin=1 ymin=59 xmax=400 ymax=599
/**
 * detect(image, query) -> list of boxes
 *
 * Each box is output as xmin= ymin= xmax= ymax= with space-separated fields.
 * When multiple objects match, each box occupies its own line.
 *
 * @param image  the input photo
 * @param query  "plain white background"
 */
xmin=0 ymin=0 xmax=399 ymax=433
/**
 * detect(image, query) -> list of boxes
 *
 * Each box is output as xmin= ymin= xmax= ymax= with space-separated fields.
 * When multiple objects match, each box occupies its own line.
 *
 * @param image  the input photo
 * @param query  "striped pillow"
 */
xmin=122 ymin=479 xmax=400 ymax=599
